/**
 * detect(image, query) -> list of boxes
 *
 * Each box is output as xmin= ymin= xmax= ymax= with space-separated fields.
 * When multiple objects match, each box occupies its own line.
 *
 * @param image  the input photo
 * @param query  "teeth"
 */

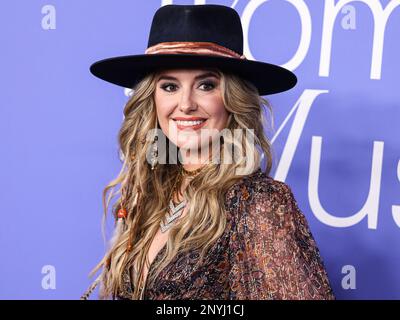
xmin=175 ymin=120 xmax=205 ymax=126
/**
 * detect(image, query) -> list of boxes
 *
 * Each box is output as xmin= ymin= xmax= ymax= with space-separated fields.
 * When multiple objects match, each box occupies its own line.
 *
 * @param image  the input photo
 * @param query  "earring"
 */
xmin=150 ymin=135 xmax=158 ymax=170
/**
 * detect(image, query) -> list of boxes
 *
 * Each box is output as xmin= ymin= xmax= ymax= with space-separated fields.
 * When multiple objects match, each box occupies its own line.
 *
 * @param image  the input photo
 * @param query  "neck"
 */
xmin=179 ymin=142 xmax=218 ymax=172
xmin=182 ymin=163 xmax=205 ymax=171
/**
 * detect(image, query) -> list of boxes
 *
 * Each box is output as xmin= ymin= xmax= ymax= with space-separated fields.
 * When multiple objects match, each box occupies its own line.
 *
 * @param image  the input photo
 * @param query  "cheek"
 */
xmin=155 ymin=94 xmax=173 ymax=132
xmin=207 ymin=98 xmax=229 ymax=129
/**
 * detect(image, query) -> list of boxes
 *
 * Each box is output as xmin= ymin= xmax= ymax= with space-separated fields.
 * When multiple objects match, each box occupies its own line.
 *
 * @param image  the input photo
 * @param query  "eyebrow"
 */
xmin=157 ymin=72 xmax=220 ymax=82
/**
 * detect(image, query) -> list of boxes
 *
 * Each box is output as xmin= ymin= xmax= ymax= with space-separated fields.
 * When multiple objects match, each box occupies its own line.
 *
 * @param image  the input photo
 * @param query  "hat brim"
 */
xmin=89 ymin=54 xmax=297 ymax=96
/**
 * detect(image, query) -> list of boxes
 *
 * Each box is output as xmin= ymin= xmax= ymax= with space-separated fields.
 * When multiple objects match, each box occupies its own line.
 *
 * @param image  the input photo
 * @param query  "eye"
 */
xmin=159 ymin=80 xmax=217 ymax=92
xmin=198 ymin=81 xmax=216 ymax=91
xmin=160 ymin=83 xmax=177 ymax=92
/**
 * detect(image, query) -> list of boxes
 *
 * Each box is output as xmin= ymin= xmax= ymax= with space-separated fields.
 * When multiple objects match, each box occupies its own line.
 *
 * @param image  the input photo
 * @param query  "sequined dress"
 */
xmin=117 ymin=168 xmax=335 ymax=300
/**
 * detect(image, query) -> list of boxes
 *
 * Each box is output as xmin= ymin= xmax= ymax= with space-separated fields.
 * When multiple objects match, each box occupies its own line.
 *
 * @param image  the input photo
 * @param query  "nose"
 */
xmin=178 ymin=87 xmax=197 ymax=113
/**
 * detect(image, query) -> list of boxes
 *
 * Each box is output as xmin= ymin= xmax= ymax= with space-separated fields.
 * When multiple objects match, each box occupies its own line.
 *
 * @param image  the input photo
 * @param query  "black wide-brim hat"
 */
xmin=90 ymin=4 xmax=297 ymax=96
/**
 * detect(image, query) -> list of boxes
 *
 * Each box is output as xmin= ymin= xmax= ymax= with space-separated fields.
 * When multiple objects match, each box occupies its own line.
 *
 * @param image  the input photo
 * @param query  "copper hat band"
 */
xmin=145 ymin=41 xmax=247 ymax=60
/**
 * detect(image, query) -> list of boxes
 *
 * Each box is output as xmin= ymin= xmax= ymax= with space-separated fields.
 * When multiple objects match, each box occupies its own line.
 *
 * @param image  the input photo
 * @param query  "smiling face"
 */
xmin=154 ymin=68 xmax=230 ymax=154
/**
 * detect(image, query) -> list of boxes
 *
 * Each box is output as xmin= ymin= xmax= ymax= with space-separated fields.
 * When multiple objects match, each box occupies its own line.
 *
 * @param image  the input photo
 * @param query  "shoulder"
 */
xmin=224 ymin=168 xmax=301 ymax=229
xmin=224 ymin=167 xmax=299 ymax=211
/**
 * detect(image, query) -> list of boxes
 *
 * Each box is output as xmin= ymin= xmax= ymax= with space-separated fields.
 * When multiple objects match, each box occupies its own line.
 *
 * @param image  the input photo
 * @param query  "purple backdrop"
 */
xmin=1 ymin=0 xmax=399 ymax=299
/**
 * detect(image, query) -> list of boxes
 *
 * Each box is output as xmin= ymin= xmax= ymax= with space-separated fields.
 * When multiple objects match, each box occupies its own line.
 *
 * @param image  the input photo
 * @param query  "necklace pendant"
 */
xmin=159 ymin=220 xmax=170 ymax=233
xmin=160 ymin=199 xmax=186 ymax=233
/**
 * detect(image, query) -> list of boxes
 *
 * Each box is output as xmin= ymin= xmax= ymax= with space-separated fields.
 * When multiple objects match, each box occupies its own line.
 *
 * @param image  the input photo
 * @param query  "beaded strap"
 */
xmin=80 ymin=274 xmax=102 ymax=300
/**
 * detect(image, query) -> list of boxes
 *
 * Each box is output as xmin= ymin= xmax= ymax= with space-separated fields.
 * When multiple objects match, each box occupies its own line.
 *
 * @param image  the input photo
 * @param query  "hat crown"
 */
xmin=90 ymin=4 xmax=297 ymax=95
xmin=147 ymin=4 xmax=244 ymax=55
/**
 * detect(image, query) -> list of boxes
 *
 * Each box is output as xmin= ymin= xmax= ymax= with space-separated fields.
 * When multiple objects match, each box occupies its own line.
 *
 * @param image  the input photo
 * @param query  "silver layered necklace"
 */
xmin=160 ymin=198 xmax=187 ymax=233
xmin=159 ymin=165 xmax=204 ymax=233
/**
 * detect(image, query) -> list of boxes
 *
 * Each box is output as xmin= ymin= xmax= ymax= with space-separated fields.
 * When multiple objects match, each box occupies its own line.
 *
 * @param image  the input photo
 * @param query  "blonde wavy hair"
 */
xmin=88 ymin=67 xmax=276 ymax=299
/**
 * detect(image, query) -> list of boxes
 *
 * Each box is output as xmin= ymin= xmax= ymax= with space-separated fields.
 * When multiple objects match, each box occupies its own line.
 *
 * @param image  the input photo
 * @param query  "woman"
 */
xmin=82 ymin=4 xmax=335 ymax=300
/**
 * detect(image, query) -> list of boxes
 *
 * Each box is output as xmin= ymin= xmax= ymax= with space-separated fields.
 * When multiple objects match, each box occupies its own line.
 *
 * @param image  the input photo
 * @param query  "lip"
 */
xmin=173 ymin=119 xmax=208 ymax=131
xmin=173 ymin=117 xmax=207 ymax=121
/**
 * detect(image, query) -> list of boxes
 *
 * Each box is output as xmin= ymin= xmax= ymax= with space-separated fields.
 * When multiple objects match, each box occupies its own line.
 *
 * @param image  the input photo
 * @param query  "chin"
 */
xmin=176 ymin=137 xmax=202 ymax=150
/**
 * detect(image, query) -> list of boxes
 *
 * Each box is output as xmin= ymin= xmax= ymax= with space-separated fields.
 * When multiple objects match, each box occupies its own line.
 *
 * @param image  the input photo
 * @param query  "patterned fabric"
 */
xmin=117 ymin=168 xmax=335 ymax=300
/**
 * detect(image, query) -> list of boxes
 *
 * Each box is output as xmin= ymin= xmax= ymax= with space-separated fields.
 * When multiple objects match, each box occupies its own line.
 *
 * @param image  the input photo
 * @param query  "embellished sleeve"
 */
xmin=227 ymin=176 xmax=335 ymax=300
